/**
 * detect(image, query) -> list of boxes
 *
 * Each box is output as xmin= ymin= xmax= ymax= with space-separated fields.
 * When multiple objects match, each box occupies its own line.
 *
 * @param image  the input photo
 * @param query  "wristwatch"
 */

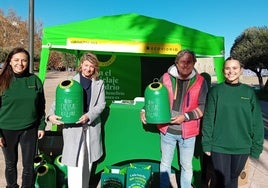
xmin=184 ymin=113 xmax=190 ymax=121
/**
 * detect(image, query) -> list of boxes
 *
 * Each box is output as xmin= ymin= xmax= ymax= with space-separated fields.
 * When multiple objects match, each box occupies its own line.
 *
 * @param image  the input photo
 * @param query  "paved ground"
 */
xmin=0 ymin=71 xmax=267 ymax=188
xmin=241 ymin=100 xmax=268 ymax=188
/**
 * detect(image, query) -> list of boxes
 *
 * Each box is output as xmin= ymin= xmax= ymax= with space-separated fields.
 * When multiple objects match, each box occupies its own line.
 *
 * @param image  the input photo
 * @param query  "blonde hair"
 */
xmin=77 ymin=52 xmax=100 ymax=79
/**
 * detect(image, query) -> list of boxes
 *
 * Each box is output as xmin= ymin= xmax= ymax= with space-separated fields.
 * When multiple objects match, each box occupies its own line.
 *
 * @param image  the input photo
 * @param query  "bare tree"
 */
xmin=0 ymin=8 xmax=45 ymax=70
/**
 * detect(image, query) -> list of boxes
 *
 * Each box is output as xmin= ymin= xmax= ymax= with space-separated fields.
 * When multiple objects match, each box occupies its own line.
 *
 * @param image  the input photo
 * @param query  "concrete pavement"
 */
xmin=239 ymin=100 xmax=268 ymax=188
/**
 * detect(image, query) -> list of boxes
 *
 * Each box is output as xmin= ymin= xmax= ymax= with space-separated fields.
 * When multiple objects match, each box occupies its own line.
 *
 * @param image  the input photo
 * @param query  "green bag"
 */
xmin=126 ymin=164 xmax=152 ymax=188
xmin=101 ymin=166 xmax=127 ymax=188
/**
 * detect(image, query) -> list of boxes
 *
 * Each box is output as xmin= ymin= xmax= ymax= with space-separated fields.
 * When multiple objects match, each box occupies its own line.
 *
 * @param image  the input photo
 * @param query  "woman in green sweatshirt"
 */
xmin=0 ymin=47 xmax=46 ymax=188
xmin=202 ymin=57 xmax=264 ymax=188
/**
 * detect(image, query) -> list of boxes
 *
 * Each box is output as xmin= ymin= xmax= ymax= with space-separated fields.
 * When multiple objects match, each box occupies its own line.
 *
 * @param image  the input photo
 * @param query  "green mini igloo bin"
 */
xmin=144 ymin=80 xmax=171 ymax=124
xmin=56 ymin=79 xmax=83 ymax=124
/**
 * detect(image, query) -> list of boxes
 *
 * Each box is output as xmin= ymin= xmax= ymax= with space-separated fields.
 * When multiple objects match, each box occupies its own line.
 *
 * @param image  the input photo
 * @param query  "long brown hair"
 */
xmin=0 ymin=47 xmax=30 ymax=94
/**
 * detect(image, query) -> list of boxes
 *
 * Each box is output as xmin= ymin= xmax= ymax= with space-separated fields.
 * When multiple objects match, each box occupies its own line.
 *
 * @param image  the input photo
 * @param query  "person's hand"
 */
xmin=38 ymin=130 xmax=45 ymax=139
xmin=76 ymin=114 xmax=89 ymax=124
xmin=170 ymin=114 xmax=185 ymax=124
xmin=0 ymin=137 xmax=5 ymax=147
xmin=205 ymin=151 xmax=211 ymax=156
xmin=140 ymin=110 xmax=147 ymax=124
xmin=48 ymin=114 xmax=64 ymax=125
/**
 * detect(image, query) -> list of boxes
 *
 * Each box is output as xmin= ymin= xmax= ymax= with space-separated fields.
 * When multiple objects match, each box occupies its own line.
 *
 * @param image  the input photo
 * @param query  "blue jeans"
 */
xmin=160 ymin=132 xmax=196 ymax=188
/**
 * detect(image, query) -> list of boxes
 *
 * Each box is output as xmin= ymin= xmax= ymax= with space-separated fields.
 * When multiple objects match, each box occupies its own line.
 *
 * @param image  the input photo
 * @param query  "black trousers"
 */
xmin=211 ymin=152 xmax=248 ymax=188
xmin=1 ymin=126 xmax=38 ymax=188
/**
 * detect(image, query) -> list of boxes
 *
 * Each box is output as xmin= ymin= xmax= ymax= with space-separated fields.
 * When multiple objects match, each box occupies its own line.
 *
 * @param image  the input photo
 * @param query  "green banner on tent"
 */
xmin=98 ymin=55 xmax=141 ymax=103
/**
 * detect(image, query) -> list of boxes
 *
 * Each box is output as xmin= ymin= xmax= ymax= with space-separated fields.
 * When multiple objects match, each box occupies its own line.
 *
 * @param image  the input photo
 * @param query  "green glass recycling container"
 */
xmin=144 ymin=81 xmax=171 ymax=124
xmin=34 ymin=153 xmax=51 ymax=169
xmin=35 ymin=163 xmax=56 ymax=188
xmin=54 ymin=155 xmax=68 ymax=188
xmin=56 ymin=79 xmax=83 ymax=124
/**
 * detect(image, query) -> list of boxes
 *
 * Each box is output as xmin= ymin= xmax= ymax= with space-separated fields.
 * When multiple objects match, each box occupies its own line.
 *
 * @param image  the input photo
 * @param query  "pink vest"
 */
xmin=157 ymin=73 xmax=204 ymax=139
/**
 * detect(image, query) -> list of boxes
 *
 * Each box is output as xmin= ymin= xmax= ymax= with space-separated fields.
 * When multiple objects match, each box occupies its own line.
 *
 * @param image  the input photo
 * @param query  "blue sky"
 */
xmin=1 ymin=0 xmax=268 ymax=57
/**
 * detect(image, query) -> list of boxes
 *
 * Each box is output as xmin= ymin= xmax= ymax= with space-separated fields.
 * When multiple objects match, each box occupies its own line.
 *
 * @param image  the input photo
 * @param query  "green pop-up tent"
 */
xmin=38 ymin=14 xmax=225 ymax=184
xmin=38 ymin=13 xmax=225 ymax=87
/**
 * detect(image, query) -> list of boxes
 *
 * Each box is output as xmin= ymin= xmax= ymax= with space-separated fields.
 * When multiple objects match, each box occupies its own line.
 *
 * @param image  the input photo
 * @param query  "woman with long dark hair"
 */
xmin=0 ymin=47 xmax=46 ymax=188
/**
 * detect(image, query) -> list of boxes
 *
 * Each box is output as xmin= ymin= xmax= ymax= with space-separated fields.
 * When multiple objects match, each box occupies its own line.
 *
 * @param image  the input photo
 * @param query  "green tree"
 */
xmin=230 ymin=26 xmax=268 ymax=89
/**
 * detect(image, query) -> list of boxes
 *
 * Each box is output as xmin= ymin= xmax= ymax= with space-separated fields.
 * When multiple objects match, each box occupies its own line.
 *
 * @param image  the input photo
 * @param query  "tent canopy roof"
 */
xmin=41 ymin=13 xmax=224 ymax=57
